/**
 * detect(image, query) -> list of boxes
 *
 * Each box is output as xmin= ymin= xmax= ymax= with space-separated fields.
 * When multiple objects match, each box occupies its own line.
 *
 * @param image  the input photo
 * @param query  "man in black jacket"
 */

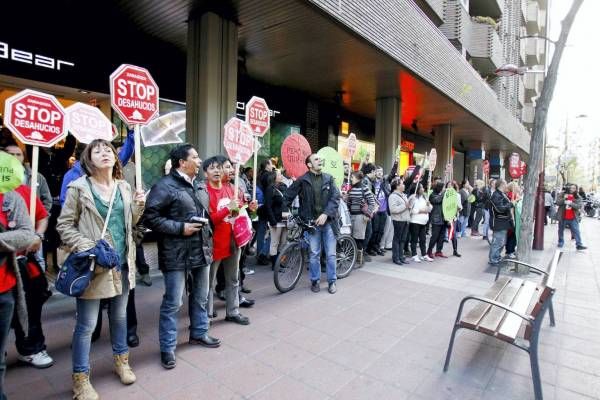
xmin=143 ymin=144 xmax=219 ymax=370
xmin=284 ymin=154 xmax=341 ymax=294
xmin=488 ymin=179 xmax=514 ymax=266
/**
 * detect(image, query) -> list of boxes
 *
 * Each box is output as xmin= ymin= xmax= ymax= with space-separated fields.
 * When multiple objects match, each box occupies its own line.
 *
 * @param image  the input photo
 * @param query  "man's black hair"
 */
xmin=170 ymin=144 xmax=195 ymax=170
xmin=361 ymin=163 xmax=375 ymax=175
xmin=305 ymin=154 xmax=315 ymax=167
xmin=202 ymin=155 xmax=223 ymax=172
xmin=214 ymin=155 xmax=231 ymax=166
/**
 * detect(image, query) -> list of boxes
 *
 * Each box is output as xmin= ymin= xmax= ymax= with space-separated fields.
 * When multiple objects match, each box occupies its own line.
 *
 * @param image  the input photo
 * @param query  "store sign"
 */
xmin=4 ymin=89 xmax=67 ymax=147
xmin=0 ymin=41 xmax=75 ymax=71
xmin=110 ymin=64 xmax=159 ymax=125
xmin=245 ymin=96 xmax=270 ymax=137
xmin=66 ymin=103 xmax=113 ymax=144
xmin=509 ymin=152 xmax=521 ymax=179
xmin=223 ymin=117 xmax=254 ymax=164
xmin=400 ymin=140 xmax=415 ymax=152
xmin=347 ymin=133 xmax=357 ymax=157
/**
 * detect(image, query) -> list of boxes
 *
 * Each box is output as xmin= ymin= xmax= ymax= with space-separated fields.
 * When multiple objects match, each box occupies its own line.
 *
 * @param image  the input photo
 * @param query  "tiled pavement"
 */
xmin=5 ymin=219 xmax=600 ymax=399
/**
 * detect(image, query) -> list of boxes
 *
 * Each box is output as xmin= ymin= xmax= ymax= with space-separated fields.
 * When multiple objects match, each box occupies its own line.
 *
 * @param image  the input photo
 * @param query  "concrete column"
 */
xmin=186 ymin=12 xmax=238 ymax=159
xmin=433 ymin=124 xmax=453 ymax=179
xmin=466 ymin=149 xmax=485 ymax=183
xmin=375 ymin=97 xmax=401 ymax=169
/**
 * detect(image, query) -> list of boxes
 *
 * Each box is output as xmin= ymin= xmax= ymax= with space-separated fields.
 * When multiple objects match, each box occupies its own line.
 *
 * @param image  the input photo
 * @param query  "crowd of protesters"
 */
xmin=0 ymin=131 xmax=590 ymax=399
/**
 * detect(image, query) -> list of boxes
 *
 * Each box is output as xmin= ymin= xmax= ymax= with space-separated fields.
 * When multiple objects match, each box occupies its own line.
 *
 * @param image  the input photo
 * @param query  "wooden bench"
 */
xmin=443 ymin=250 xmax=562 ymax=400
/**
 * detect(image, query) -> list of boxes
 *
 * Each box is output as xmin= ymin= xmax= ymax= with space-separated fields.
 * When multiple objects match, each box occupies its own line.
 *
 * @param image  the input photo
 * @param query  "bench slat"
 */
xmin=460 ymin=277 xmax=511 ymax=329
xmin=542 ymin=251 xmax=561 ymax=289
xmin=477 ymin=278 xmax=524 ymax=335
xmin=497 ymin=281 xmax=538 ymax=342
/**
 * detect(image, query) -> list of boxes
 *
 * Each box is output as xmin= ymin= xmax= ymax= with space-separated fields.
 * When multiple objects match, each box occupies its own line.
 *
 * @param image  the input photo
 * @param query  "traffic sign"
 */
xmin=428 ymin=148 xmax=437 ymax=171
xmin=3 ymin=89 xmax=67 ymax=147
xmin=245 ymin=96 xmax=270 ymax=137
xmin=66 ymin=103 xmax=113 ymax=144
xmin=347 ymin=133 xmax=357 ymax=158
xmin=223 ymin=117 xmax=254 ymax=164
xmin=110 ymin=64 xmax=159 ymax=125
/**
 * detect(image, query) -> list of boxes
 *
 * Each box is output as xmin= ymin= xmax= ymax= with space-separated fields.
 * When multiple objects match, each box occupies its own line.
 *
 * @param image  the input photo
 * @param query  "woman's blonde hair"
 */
xmin=80 ymin=139 xmax=123 ymax=180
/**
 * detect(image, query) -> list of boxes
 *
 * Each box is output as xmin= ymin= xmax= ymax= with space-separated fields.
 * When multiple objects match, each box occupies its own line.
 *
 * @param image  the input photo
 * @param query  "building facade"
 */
xmin=0 ymin=0 xmax=550 ymax=188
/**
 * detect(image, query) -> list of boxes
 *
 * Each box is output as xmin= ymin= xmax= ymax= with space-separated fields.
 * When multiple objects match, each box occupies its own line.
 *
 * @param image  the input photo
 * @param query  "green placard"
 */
xmin=0 ymin=152 xmax=24 ymax=194
xmin=317 ymin=146 xmax=344 ymax=188
xmin=442 ymin=188 xmax=459 ymax=222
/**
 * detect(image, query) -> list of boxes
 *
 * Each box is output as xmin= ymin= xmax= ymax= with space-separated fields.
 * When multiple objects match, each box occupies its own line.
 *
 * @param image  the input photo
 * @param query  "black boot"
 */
xmin=271 ymin=255 xmax=277 ymax=271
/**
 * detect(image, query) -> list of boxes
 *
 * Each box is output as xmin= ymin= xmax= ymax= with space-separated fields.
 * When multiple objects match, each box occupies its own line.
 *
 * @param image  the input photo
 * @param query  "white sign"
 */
xmin=66 ymin=103 xmax=113 ymax=144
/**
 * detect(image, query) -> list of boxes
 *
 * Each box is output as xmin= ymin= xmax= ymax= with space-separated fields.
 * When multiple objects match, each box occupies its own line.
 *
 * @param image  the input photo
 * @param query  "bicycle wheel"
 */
xmin=336 ymin=234 xmax=357 ymax=279
xmin=274 ymin=242 xmax=304 ymax=293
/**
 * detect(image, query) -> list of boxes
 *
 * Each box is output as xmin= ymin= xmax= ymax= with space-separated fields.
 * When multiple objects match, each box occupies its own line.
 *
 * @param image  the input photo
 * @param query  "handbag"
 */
xmin=232 ymin=207 xmax=253 ymax=248
xmin=55 ymin=185 xmax=118 ymax=297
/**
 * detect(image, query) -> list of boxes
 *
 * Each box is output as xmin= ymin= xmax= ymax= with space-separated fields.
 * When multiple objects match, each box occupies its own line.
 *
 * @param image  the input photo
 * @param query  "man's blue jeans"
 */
xmin=72 ymin=268 xmax=130 ymax=373
xmin=159 ymin=267 xmax=209 ymax=353
xmin=256 ymin=220 xmax=271 ymax=257
xmin=482 ymin=209 xmax=490 ymax=237
xmin=0 ymin=291 xmax=15 ymax=400
xmin=489 ymin=230 xmax=507 ymax=265
xmin=307 ymin=223 xmax=337 ymax=284
xmin=558 ymin=218 xmax=583 ymax=247
xmin=458 ymin=215 xmax=468 ymax=237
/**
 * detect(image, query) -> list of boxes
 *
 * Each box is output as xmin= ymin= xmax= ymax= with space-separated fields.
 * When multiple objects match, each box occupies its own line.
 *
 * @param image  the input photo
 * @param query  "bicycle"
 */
xmin=273 ymin=216 xmax=357 ymax=293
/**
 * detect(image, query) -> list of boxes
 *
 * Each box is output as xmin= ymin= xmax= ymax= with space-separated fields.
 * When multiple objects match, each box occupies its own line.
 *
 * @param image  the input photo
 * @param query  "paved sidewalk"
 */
xmin=4 ymin=219 xmax=600 ymax=399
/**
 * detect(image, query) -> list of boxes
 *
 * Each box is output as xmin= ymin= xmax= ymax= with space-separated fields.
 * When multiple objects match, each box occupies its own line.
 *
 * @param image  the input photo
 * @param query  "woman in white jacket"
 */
xmin=408 ymin=183 xmax=433 ymax=262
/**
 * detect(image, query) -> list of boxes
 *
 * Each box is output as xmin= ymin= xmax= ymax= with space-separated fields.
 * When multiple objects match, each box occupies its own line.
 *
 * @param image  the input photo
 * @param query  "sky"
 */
xmin=546 ymin=0 xmax=598 ymax=143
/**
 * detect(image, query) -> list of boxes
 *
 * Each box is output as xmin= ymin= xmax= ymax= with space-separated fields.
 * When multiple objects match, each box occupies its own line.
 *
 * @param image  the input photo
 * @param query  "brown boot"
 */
xmin=72 ymin=372 xmax=99 ymax=400
xmin=113 ymin=353 xmax=136 ymax=385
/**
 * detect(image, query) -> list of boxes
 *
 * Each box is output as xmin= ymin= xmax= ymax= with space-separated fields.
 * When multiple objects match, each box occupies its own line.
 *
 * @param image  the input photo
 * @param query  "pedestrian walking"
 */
xmin=556 ymin=183 xmax=587 ymax=250
xmin=143 ymin=144 xmax=220 ymax=371
xmin=470 ymin=180 xmax=486 ymax=236
xmin=284 ymin=154 xmax=341 ymax=294
xmin=57 ymin=139 xmax=144 ymax=398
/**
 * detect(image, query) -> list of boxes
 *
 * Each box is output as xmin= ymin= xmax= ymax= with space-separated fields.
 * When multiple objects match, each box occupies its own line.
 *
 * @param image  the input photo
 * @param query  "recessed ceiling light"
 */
xmin=78 ymin=89 xmax=90 ymax=94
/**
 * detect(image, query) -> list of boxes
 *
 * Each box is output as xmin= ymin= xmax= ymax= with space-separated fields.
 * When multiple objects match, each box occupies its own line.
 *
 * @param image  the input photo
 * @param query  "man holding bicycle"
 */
xmin=284 ymin=154 xmax=341 ymax=294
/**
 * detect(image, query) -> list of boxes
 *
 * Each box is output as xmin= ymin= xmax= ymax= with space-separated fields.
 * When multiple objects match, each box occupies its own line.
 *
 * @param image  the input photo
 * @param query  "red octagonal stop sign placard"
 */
xmin=4 ymin=89 xmax=67 ymax=147
xmin=110 ymin=64 xmax=159 ymax=125
xmin=223 ymin=117 xmax=254 ymax=164
xmin=245 ymin=96 xmax=270 ymax=137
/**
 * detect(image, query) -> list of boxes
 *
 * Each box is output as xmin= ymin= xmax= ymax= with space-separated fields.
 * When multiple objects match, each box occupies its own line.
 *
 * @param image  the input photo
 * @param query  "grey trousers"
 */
xmin=489 ymin=229 xmax=507 ymax=264
xmin=208 ymin=248 xmax=241 ymax=317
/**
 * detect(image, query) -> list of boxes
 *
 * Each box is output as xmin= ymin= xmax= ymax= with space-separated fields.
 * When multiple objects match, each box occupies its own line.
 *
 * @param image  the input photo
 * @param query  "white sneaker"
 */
xmin=412 ymin=255 xmax=422 ymax=263
xmin=423 ymin=255 xmax=434 ymax=262
xmin=18 ymin=350 xmax=54 ymax=369
xmin=242 ymin=267 xmax=255 ymax=275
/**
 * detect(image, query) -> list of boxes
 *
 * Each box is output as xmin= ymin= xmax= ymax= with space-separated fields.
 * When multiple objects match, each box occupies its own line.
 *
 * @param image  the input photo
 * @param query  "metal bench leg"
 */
xmin=495 ymin=262 xmax=502 ymax=281
xmin=529 ymin=342 xmax=544 ymax=400
xmin=548 ymin=300 xmax=556 ymax=327
xmin=443 ymin=325 xmax=460 ymax=372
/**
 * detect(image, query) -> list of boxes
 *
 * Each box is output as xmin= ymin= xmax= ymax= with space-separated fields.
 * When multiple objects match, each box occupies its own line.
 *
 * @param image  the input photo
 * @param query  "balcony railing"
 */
xmin=469 ymin=0 xmax=504 ymax=19
xmin=470 ymin=21 xmax=504 ymax=76
xmin=524 ymin=37 xmax=542 ymax=65
xmin=526 ymin=2 xmax=542 ymax=34
xmin=439 ymin=0 xmax=471 ymax=53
